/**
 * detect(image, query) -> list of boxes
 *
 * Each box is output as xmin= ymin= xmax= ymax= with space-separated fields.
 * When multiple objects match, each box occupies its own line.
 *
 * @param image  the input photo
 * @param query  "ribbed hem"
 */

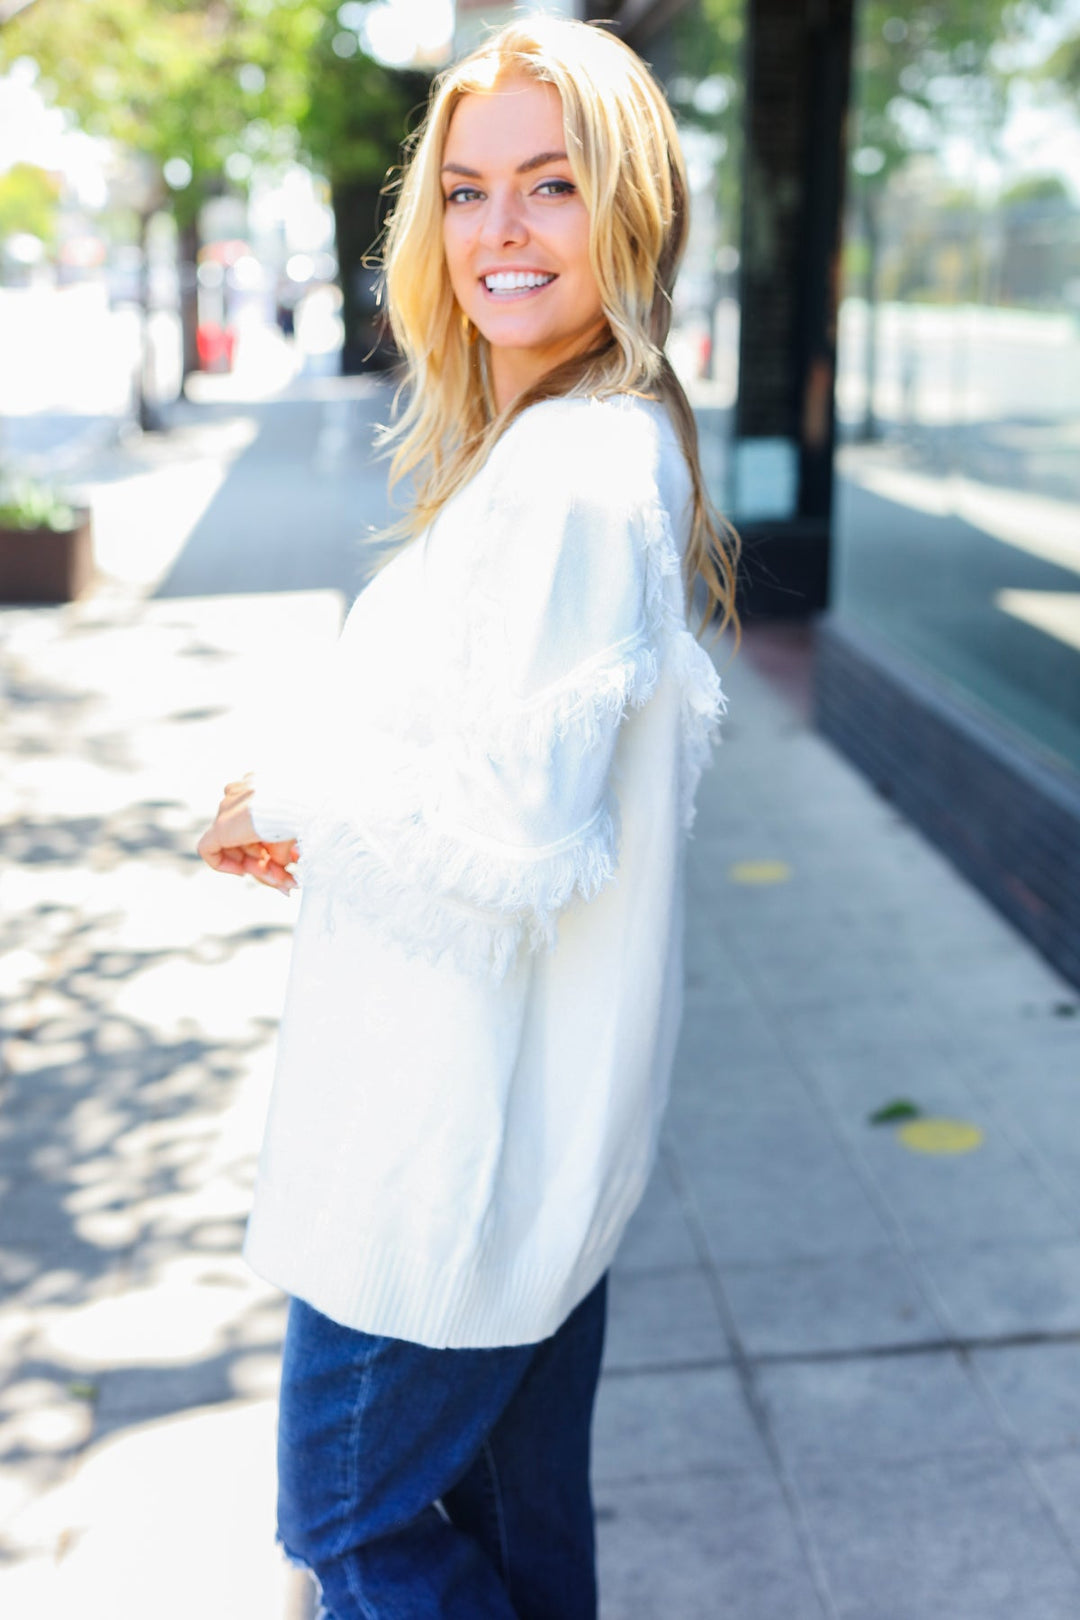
xmin=242 ymin=1193 xmax=629 ymax=1349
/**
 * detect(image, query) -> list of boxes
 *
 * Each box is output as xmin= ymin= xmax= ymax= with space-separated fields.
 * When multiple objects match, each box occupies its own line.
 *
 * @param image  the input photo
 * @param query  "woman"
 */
xmin=197 ymin=16 xmax=739 ymax=1620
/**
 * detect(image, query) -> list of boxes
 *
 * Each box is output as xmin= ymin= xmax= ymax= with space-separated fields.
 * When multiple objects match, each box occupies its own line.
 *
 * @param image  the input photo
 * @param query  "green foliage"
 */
xmin=299 ymin=17 xmax=432 ymax=190
xmin=867 ymin=1099 xmax=922 ymax=1126
xmin=1000 ymin=172 xmax=1071 ymax=207
xmin=0 ymin=477 xmax=77 ymax=532
xmin=0 ymin=161 xmax=60 ymax=244
xmin=654 ymin=0 xmax=746 ymax=244
xmin=0 ymin=0 xmax=324 ymax=223
xmin=1042 ymin=27 xmax=1080 ymax=92
xmin=0 ymin=0 xmax=433 ymax=375
xmin=298 ymin=19 xmax=430 ymax=367
xmin=850 ymin=1 xmax=1059 ymax=188
xmin=0 ymin=0 xmax=430 ymax=255
xmin=665 ymin=0 xmax=744 ymax=87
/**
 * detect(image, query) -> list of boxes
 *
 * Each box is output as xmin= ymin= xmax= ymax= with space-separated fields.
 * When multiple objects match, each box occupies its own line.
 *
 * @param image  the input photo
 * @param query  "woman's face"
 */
xmin=441 ymin=74 xmax=608 ymax=410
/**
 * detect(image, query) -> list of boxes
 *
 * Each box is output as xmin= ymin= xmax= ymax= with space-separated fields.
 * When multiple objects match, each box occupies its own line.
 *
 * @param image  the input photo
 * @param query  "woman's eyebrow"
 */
xmin=440 ymin=150 xmax=570 ymax=179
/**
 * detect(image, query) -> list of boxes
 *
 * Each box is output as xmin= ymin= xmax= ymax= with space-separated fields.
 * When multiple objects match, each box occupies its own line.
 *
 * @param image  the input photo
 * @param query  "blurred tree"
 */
xmin=0 ymin=0 xmax=432 ymax=380
xmin=298 ymin=18 xmax=431 ymax=373
xmin=846 ymin=0 xmax=1056 ymax=437
xmin=1001 ymin=173 xmax=1072 ymax=208
xmin=0 ymin=160 xmax=60 ymax=246
xmin=0 ymin=0 xmax=323 ymax=378
xmin=661 ymin=0 xmax=745 ymax=232
xmin=640 ymin=0 xmax=744 ymax=398
xmin=1042 ymin=25 xmax=1080 ymax=93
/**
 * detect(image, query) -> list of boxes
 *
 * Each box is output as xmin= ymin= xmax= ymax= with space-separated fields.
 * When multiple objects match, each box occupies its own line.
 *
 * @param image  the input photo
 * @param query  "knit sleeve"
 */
xmin=260 ymin=400 xmax=725 ymax=980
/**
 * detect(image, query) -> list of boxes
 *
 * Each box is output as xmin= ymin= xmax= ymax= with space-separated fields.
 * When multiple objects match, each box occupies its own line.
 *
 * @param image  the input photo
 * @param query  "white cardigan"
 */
xmin=243 ymin=392 xmax=727 ymax=1348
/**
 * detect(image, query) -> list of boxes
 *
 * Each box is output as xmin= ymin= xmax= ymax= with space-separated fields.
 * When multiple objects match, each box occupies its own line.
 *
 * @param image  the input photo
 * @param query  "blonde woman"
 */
xmin=197 ymin=16 xmax=739 ymax=1619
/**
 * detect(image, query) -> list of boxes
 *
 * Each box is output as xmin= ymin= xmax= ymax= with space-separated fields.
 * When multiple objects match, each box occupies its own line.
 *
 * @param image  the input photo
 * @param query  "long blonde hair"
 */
xmin=378 ymin=15 xmax=740 ymax=641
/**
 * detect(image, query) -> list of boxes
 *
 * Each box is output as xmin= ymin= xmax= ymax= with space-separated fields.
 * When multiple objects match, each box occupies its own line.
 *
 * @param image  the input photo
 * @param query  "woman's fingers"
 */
xmin=263 ymin=839 xmax=300 ymax=866
xmin=239 ymin=845 xmax=297 ymax=892
xmin=198 ymin=775 xmax=298 ymax=893
xmin=197 ymin=830 xmax=296 ymax=892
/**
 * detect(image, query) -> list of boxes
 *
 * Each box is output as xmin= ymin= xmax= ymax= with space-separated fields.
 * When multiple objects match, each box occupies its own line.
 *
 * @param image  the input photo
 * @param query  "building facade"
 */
xmin=816 ymin=0 xmax=1080 ymax=989
xmin=453 ymin=0 xmax=1080 ymax=987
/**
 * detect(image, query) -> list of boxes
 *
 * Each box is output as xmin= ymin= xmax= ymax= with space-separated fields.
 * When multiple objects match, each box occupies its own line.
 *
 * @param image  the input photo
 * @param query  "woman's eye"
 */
xmin=535 ymin=179 xmax=575 ymax=198
xmin=445 ymin=186 xmax=482 ymax=205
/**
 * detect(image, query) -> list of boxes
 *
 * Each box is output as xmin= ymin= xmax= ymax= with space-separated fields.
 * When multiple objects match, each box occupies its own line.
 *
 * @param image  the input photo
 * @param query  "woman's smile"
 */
xmin=480 ymin=267 xmax=558 ymax=298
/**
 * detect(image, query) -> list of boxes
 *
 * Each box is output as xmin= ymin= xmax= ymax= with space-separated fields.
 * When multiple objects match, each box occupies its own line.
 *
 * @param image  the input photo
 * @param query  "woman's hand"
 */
xmin=197 ymin=777 xmax=298 ymax=894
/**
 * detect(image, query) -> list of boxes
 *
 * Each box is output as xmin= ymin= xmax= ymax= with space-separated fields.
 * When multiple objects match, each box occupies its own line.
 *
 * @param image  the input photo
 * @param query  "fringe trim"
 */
xmin=460 ymin=630 xmax=663 ymax=761
xmin=297 ymin=796 xmax=620 ymax=982
xmin=293 ymin=491 xmax=727 ymax=978
xmin=668 ymin=629 xmax=729 ymax=830
xmin=640 ymin=490 xmax=729 ymax=831
xmin=456 ymin=489 xmax=713 ymax=786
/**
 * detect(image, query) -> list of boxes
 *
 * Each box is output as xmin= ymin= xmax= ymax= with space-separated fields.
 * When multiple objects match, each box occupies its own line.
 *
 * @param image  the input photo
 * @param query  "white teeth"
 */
xmin=483 ymin=271 xmax=555 ymax=292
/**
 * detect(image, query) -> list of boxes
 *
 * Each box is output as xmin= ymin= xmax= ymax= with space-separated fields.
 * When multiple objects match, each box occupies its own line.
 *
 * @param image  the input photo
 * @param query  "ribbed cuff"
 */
xmin=248 ymin=789 xmax=309 ymax=844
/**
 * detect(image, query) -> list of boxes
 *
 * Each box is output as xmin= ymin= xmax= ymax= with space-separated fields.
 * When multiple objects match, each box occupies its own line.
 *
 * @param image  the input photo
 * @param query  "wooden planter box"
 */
xmin=0 ymin=509 xmax=93 ymax=604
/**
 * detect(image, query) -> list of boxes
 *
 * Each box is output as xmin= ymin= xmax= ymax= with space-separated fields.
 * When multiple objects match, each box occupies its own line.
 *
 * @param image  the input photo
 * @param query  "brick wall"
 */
xmin=815 ymin=614 xmax=1080 ymax=990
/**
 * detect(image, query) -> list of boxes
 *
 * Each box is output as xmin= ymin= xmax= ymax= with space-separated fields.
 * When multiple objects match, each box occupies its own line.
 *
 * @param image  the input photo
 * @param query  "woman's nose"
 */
xmin=479 ymin=189 xmax=528 ymax=248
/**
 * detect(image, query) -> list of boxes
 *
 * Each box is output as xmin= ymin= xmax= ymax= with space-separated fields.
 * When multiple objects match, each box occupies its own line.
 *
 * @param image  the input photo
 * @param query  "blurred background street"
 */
xmin=2 ymin=1 xmax=1080 ymax=1617
xmin=2 ymin=344 xmax=1080 ymax=1619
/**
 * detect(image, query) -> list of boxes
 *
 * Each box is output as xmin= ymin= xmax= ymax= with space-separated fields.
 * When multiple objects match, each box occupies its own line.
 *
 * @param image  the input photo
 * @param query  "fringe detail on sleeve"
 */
xmin=460 ymin=631 xmax=664 ymax=761
xmin=668 ymin=629 xmax=729 ymax=830
xmin=638 ymin=491 xmax=730 ymax=830
xmin=296 ymin=795 xmax=620 ymax=982
xmin=291 ymin=488 xmax=727 ymax=980
xmin=459 ymin=488 xmax=726 ymax=829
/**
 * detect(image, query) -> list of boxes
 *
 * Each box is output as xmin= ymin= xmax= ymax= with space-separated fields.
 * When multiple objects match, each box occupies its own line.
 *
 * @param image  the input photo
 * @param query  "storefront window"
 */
xmin=835 ymin=0 xmax=1080 ymax=776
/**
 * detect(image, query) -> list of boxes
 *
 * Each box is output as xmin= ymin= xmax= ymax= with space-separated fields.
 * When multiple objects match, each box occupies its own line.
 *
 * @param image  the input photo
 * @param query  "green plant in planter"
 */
xmin=0 ymin=477 xmax=77 ymax=532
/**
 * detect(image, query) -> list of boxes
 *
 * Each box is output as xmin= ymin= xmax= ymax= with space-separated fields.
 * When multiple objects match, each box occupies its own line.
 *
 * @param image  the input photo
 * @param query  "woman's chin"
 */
xmin=475 ymin=319 xmax=560 ymax=353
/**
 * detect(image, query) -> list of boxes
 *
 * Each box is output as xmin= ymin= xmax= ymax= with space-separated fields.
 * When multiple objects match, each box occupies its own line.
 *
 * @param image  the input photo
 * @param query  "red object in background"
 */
xmin=196 ymin=322 xmax=237 ymax=373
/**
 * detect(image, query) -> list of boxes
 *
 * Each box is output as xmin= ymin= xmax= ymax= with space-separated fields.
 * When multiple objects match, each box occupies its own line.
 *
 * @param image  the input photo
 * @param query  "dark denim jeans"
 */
xmin=277 ymin=1274 xmax=608 ymax=1620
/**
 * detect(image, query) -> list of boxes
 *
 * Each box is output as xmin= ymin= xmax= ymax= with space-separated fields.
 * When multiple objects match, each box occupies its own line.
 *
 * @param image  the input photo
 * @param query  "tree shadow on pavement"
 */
xmin=0 ymin=804 xmax=294 ymax=1545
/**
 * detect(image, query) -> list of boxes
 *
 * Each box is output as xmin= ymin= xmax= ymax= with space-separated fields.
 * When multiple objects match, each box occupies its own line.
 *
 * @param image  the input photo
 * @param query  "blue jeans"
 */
xmin=277 ymin=1275 xmax=608 ymax=1619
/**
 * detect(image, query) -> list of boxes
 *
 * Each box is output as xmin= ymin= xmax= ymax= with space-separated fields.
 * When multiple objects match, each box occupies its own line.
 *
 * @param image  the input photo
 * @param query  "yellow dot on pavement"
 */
xmin=728 ymin=860 xmax=792 ymax=885
xmin=897 ymin=1118 xmax=985 ymax=1155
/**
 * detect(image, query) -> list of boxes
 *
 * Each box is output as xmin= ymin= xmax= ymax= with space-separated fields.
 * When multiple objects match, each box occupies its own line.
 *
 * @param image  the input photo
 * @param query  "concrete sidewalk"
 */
xmin=2 ymin=343 xmax=1080 ymax=1618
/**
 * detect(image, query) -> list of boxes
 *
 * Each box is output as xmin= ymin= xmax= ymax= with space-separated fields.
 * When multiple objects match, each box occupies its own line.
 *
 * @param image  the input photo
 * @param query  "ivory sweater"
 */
xmin=243 ymin=391 xmax=727 ymax=1349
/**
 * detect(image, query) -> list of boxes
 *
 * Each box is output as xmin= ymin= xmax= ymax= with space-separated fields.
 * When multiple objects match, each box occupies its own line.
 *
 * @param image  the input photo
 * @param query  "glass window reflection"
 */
xmin=835 ymin=0 xmax=1080 ymax=776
